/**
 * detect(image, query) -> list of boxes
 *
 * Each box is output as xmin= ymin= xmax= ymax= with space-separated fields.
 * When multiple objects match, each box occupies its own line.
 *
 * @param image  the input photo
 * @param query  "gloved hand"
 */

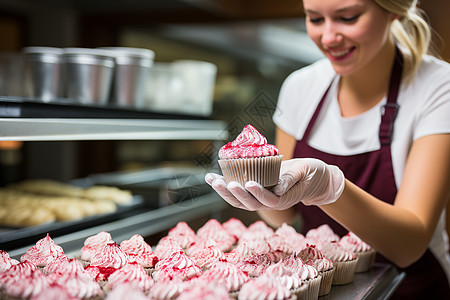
xmin=205 ymin=158 xmax=345 ymax=211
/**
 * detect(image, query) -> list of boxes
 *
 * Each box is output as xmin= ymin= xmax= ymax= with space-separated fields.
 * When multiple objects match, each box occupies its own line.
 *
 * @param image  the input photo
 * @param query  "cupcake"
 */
xmin=238 ymin=275 xmax=295 ymax=300
xmin=79 ymin=231 xmax=114 ymax=267
xmin=48 ymin=268 xmax=104 ymax=300
xmin=340 ymin=231 xmax=376 ymax=273
xmin=222 ymin=217 xmax=247 ymax=241
xmin=305 ymin=224 xmax=340 ymax=245
xmin=31 ymin=283 xmax=78 ymax=300
xmin=298 ymin=244 xmax=335 ymax=296
xmin=282 ymin=253 xmax=321 ymax=300
xmin=319 ymin=241 xmax=358 ymax=285
xmin=103 ymin=261 xmax=154 ymax=294
xmin=84 ymin=241 xmax=128 ymax=284
xmin=0 ymin=264 xmax=49 ymax=299
xmin=152 ymin=250 xmax=202 ymax=282
xmin=105 ymin=282 xmax=149 ymax=300
xmin=167 ymin=222 xmax=198 ymax=250
xmin=20 ymin=233 xmax=65 ymax=271
xmin=0 ymin=250 xmax=19 ymax=272
xmin=226 ymin=243 xmax=272 ymax=277
xmin=154 ymin=236 xmax=184 ymax=260
xmin=177 ymin=279 xmax=233 ymax=300
xmin=190 ymin=245 xmax=226 ymax=270
xmin=264 ymin=261 xmax=307 ymax=299
xmin=218 ymin=124 xmax=282 ymax=188
xmin=196 ymin=219 xmax=237 ymax=252
xmin=120 ymin=234 xmax=159 ymax=275
xmin=199 ymin=261 xmax=249 ymax=295
xmin=149 ymin=277 xmax=188 ymax=300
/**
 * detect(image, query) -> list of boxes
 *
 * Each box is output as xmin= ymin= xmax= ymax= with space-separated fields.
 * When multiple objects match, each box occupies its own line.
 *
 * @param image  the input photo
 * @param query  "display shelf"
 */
xmin=0 ymin=97 xmax=228 ymax=141
xmin=5 ymin=192 xmax=227 ymax=260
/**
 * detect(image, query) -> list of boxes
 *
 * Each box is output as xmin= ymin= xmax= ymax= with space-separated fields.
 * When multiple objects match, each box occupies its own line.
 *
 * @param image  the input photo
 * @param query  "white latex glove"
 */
xmin=205 ymin=158 xmax=345 ymax=211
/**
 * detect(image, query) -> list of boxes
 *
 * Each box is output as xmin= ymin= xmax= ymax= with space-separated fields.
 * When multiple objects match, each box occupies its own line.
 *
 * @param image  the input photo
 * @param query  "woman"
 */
xmin=206 ymin=0 xmax=450 ymax=298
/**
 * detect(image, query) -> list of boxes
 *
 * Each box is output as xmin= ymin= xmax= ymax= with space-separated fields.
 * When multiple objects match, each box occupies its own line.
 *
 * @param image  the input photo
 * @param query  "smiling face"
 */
xmin=303 ymin=0 xmax=396 ymax=76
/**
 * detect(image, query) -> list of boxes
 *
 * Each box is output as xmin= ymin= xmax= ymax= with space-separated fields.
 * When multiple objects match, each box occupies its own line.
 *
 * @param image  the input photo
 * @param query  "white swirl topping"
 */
xmin=320 ymin=242 xmax=356 ymax=262
xmin=90 ymin=242 xmax=128 ymax=268
xmin=340 ymin=231 xmax=373 ymax=252
xmin=20 ymin=234 xmax=64 ymax=267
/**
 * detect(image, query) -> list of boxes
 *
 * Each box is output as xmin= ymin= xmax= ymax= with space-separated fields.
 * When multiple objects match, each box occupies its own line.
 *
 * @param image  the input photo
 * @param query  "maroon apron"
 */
xmin=292 ymin=47 xmax=450 ymax=298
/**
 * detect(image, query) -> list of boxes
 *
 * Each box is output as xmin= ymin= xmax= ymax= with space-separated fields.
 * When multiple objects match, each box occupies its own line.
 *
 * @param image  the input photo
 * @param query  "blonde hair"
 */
xmin=374 ymin=0 xmax=432 ymax=79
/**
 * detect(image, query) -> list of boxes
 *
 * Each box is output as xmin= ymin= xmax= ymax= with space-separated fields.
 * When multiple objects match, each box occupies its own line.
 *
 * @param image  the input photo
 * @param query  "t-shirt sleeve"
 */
xmin=413 ymin=59 xmax=450 ymax=141
xmin=273 ymin=59 xmax=336 ymax=140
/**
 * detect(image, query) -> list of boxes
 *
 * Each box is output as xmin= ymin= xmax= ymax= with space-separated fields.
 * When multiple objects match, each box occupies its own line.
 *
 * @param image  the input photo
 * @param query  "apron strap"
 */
xmin=379 ymin=46 xmax=403 ymax=146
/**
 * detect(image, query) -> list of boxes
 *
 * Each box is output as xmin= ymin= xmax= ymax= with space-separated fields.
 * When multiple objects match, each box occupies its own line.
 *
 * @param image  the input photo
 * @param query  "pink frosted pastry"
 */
xmin=84 ymin=242 xmax=128 ymax=282
xmin=50 ymin=269 xmax=104 ymax=299
xmin=120 ymin=234 xmax=159 ymax=272
xmin=305 ymin=224 xmax=340 ymax=245
xmin=105 ymin=282 xmax=148 ymax=300
xmin=226 ymin=243 xmax=272 ymax=277
xmin=185 ymin=238 xmax=217 ymax=257
xmin=154 ymin=236 xmax=184 ymax=260
xmin=20 ymin=234 xmax=64 ymax=269
xmin=282 ymin=253 xmax=322 ymax=300
xmin=167 ymin=222 xmax=198 ymax=250
xmin=43 ymin=256 xmax=85 ymax=276
xmin=266 ymin=234 xmax=295 ymax=262
xmin=31 ymin=284 xmax=78 ymax=300
xmin=177 ymin=279 xmax=232 ymax=300
xmin=104 ymin=261 xmax=154 ymax=294
xmin=238 ymin=275 xmax=294 ymax=300
xmin=240 ymin=220 xmax=275 ymax=242
xmin=264 ymin=262 xmax=307 ymax=299
xmin=237 ymin=239 xmax=271 ymax=256
xmin=196 ymin=219 xmax=236 ymax=252
xmin=0 ymin=250 xmax=19 ymax=272
xmin=222 ymin=217 xmax=247 ymax=240
xmin=200 ymin=261 xmax=249 ymax=293
xmin=80 ymin=231 xmax=113 ymax=265
xmin=298 ymin=244 xmax=335 ymax=296
xmin=218 ymin=124 xmax=282 ymax=188
xmin=191 ymin=245 xmax=226 ymax=270
xmin=152 ymin=250 xmax=202 ymax=282
xmin=149 ymin=277 xmax=188 ymax=300
xmin=319 ymin=241 xmax=358 ymax=285
xmin=0 ymin=267 xmax=49 ymax=299
xmin=340 ymin=231 xmax=376 ymax=273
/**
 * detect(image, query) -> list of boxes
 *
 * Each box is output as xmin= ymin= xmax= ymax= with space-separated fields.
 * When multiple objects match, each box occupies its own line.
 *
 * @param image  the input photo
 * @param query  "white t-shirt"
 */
xmin=273 ymin=55 xmax=450 ymax=281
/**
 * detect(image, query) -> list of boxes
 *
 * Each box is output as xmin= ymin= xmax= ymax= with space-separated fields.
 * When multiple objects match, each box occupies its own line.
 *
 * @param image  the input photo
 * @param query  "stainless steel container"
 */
xmin=99 ymin=47 xmax=154 ymax=109
xmin=62 ymin=48 xmax=115 ymax=105
xmin=22 ymin=47 xmax=63 ymax=101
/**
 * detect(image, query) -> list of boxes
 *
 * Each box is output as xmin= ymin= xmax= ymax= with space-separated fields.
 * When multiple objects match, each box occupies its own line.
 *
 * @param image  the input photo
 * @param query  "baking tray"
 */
xmin=0 ymin=166 xmax=213 ymax=252
xmin=0 ymin=196 xmax=147 ymax=251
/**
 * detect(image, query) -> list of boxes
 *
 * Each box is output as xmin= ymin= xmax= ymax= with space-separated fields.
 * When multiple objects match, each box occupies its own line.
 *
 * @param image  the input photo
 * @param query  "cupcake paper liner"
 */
xmin=332 ymin=257 xmax=359 ymax=285
xmin=354 ymin=249 xmax=376 ymax=273
xmin=218 ymin=155 xmax=283 ymax=188
xmin=291 ymin=284 xmax=308 ymax=300
xmin=318 ymin=267 xmax=335 ymax=296
xmin=304 ymin=275 xmax=321 ymax=300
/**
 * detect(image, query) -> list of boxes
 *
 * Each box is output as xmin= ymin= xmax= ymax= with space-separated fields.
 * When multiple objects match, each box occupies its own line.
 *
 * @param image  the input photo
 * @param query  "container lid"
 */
xmin=22 ymin=46 xmax=63 ymax=55
xmin=62 ymin=48 xmax=115 ymax=58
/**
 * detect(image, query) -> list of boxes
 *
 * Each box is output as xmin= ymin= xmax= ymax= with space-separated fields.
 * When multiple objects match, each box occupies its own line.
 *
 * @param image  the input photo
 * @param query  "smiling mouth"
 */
xmin=326 ymin=47 xmax=355 ymax=60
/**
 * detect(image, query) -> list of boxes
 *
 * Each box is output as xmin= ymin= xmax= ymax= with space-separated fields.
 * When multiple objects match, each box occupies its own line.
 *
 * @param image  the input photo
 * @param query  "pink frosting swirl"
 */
xmin=42 ymin=255 xmax=70 ymax=275
xmin=120 ymin=234 xmax=152 ymax=255
xmin=196 ymin=219 xmax=236 ymax=251
xmin=90 ymin=242 xmax=128 ymax=268
xmin=51 ymin=270 xmax=103 ymax=299
xmin=168 ymin=221 xmax=196 ymax=237
xmin=298 ymin=244 xmax=334 ymax=272
xmin=239 ymin=276 xmax=292 ymax=300
xmin=319 ymin=241 xmax=356 ymax=262
xmin=154 ymin=236 xmax=183 ymax=259
xmin=105 ymin=262 xmax=154 ymax=293
xmin=264 ymin=262 xmax=303 ymax=290
xmin=0 ymin=250 xmax=19 ymax=272
xmin=340 ymin=231 xmax=373 ymax=252
xmin=20 ymin=234 xmax=64 ymax=267
xmin=105 ymin=282 xmax=148 ymax=300
xmin=1 ymin=268 xmax=48 ymax=299
xmin=177 ymin=279 xmax=232 ymax=300
xmin=281 ymin=253 xmax=318 ymax=281
xmin=31 ymin=284 xmax=78 ymax=300
xmin=80 ymin=231 xmax=113 ymax=261
xmin=219 ymin=125 xmax=279 ymax=159
xmin=191 ymin=245 xmax=226 ymax=269
xmin=201 ymin=261 xmax=249 ymax=292
xmin=305 ymin=224 xmax=340 ymax=244
xmin=153 ymin=250 xmax=202 ymax=281
xmin=149 ymin=278 xmax=188 ymax=300
xmin=222 ymin=217 xmax=247 ymax=240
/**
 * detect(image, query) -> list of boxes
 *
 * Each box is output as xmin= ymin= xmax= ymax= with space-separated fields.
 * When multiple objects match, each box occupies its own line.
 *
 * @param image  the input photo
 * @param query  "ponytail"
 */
xmin=375 ymin=1 xmax=433 ymax=80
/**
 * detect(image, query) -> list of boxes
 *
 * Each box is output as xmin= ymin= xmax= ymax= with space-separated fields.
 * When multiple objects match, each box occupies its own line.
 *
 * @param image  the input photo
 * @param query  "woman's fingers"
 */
xmin=245 ymin=181 xmax=281 ymax=208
